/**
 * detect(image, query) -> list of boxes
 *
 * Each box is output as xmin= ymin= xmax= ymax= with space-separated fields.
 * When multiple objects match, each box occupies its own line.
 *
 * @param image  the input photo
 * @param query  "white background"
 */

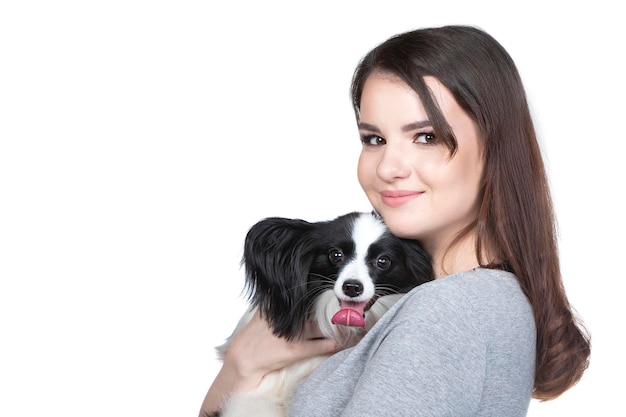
xmin=1 ymin=1 xmax=624 ymax=416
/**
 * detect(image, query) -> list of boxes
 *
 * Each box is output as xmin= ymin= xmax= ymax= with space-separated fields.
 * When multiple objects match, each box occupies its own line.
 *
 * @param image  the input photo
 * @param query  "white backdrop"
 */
xmin=1 ymin=1 xmax=623 ymax=416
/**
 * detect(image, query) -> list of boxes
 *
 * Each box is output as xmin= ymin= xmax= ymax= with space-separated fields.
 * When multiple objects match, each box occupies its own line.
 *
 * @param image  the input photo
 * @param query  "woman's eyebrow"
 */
xmin=401 ymin=120 xmax=432 ymax=132
xmin=358 ymin=120 xmax=431 ymax=133
xmin=357 ymin=122 xmax=380 ymax=133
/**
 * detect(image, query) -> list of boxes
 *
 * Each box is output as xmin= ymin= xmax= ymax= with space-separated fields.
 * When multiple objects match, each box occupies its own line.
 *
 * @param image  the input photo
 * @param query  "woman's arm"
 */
xmin=199 ymin=311 xmax=338 ymax=416
xmin=289 ymin=281 xmax=490 ymax=417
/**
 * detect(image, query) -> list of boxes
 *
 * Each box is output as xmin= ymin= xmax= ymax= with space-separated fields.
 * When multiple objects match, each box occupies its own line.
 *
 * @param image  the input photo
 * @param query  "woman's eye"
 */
xmin=329 ymin=249 xmax=344 ymax=264
xmin=360 ymin=134 xmax=386 ymax=146
xmin=415 ymin=132 xmax=437 ymax=144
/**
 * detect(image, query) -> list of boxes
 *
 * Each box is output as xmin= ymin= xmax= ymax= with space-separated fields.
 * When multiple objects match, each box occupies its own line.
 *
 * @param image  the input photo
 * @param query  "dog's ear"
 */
xmin=399 ymin=238 xmax=435 ymax=286
xmin=242 ymin=217 xmax=315 ymax=340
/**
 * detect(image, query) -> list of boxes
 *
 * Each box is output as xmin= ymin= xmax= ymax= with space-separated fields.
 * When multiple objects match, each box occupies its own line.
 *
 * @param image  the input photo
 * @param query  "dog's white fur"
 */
xmin=216 ymin=292 xmax=403 ymax=417
xmin=212 ymin=212 xmax=433 ymax=417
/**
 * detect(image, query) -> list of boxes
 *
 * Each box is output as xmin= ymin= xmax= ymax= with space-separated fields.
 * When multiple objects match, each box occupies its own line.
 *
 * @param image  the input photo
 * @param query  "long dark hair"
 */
xmin=350 ymin=25 xmax=590 ymax=400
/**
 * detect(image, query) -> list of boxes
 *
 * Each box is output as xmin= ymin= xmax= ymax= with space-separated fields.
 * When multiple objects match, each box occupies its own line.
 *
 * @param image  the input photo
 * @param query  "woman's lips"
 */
xmin=380 ymin=190 xmax=422 ymax=207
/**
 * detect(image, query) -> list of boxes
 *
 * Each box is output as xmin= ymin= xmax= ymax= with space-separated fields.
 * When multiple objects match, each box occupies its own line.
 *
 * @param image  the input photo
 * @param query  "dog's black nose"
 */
xmin=342 ymin=280 xmax=364 ymax=297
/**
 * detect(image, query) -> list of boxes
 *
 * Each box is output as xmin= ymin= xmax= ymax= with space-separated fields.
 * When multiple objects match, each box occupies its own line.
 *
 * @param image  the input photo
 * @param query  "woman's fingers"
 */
xmin=226 ymin=312 xmax=339 ymax=378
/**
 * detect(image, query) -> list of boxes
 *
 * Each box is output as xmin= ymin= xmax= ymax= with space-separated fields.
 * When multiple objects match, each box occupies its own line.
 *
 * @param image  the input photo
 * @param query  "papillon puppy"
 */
xmin=214 ymin=211 xmax=433 ymax=417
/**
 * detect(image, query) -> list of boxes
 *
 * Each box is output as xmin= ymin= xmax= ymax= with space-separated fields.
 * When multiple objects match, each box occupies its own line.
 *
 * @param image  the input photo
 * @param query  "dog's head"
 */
xmin=242 ymin=211 xmax=433 ymax=341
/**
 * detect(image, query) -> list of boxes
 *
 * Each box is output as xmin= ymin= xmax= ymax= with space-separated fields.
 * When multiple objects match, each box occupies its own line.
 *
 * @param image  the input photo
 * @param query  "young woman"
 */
xmin=200 ymin=25 xmax=590 ymax=416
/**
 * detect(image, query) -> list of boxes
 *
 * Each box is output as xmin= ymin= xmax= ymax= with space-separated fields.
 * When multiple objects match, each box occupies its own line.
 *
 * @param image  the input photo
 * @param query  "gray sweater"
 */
xmin=289 ymin=268 xmax=536 ymax=417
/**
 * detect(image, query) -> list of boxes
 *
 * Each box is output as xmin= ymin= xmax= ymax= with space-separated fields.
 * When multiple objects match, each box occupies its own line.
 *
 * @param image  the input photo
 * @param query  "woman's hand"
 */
xmin=227 ymin=311 xmax=339 ymax=381
xmin=199 ymin=311 xmax=339 ymax=416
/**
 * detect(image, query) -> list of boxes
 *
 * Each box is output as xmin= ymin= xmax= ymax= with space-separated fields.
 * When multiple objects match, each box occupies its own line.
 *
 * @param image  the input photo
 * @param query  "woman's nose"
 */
xmin=376 ymin=145 xmax=410 ymax=182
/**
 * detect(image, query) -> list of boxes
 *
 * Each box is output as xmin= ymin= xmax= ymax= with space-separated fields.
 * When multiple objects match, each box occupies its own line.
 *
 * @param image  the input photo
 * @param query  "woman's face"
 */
xmin=357 ymin=73 xmax=484 ymax=253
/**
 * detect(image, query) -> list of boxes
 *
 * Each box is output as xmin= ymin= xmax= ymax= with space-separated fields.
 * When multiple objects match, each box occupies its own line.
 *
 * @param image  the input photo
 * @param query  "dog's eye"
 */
xmin=375 ymin=256 xmax=391 ymax=270
xmin=328 ymin=249 xmax=344 ymax=264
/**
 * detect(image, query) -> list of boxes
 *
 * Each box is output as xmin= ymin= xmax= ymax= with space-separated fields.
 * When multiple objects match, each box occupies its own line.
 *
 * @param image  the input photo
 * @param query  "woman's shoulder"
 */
xmin=406 ymin=267 xmax=527 ymax=306
xmin=393 ymin=268 xmax=534 ymax=336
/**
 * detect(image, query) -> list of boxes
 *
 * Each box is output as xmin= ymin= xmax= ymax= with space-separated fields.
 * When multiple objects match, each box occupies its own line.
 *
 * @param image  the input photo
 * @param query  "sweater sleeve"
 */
xmin=339 ymin=285 xmax=487 ymax=417
xmin=290 ymin=271 xmax=534 ymax=417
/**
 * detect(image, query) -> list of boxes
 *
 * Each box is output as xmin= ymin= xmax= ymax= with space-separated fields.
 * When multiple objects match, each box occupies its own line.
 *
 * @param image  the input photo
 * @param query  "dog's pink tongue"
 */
xmin=331 ymin=302 xmax=367 ymax=327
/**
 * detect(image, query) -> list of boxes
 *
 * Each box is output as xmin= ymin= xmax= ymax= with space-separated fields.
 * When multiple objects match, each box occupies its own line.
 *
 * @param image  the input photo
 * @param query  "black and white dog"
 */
xmin=215 ymin=211 xmax=433 ymax=417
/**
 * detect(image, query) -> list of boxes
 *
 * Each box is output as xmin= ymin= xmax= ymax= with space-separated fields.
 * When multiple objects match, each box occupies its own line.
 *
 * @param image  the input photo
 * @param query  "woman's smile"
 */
xmin=379 ymin=190 xmax=423 ymax=207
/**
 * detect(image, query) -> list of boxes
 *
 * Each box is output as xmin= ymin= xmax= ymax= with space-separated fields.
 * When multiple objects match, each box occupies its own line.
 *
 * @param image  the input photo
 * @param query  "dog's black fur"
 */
xmin=243 ymin=211 xmax=433 ymax=339
xmin=214 ymin=211 xmax=433 ymax=417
